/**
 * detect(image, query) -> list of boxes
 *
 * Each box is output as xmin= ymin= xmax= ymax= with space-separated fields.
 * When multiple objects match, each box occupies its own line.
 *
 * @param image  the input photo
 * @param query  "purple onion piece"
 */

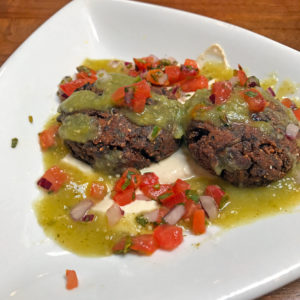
xmin=171 ymin=86 xmax=178 ymax=95
xmin=248 ymin=82 xmax=257 ymax=87
xmin=124 ymin=87 xmax=134 ymax=104
xmin=209 ymin=94 xmax=216 ymax=104
xmin=82 ymin=214 xmax=94 ymax=222
xmin=286 ymin=123 xmax=299 ymax=140
xmin=70 ymin=199 xmax=94 ymax=221
xmin=267 ymin=87 xmax=276 ymax=97
xmin=37 ymin=177 xmax=52 ymax=190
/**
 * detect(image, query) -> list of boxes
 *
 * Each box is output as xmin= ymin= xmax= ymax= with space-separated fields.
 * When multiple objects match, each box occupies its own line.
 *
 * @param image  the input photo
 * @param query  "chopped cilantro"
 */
xmin=185 ymin=189 xmax=199 ymax=202
xmin=148 ymin=125 xmax=161 ymax=141
xmin=158 ymin=192 xmax=172 ymax=201
xmin=135 ymin=215 xmax=149 ymax=227
xmin=153 ymin=184 xmax=160 ymax=190
xmin=114 ymin=236 xmax=132 ymax=254
xmin=245 ymin=90 xmax=258 ymax=97
xmin=11 ymin=138 xmax=18 ymax=148
xmin=121 ymin=178 xmax=131 ymax=190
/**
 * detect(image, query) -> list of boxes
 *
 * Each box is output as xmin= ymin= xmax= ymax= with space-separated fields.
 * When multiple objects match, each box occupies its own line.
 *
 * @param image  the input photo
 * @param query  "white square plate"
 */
xmin=0 ymin=0 xmax=299 ymax=299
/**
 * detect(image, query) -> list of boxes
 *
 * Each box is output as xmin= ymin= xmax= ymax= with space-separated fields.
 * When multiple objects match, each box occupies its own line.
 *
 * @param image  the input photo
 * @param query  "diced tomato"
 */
xmin=111 ymin=86 xmax=126 ymax=105
xmin=111 ymin=80 xmax=150 ymax=113
xmin=131 ymin=80 xmax=151 ymax=113
xmin=281 ymin=98 xmax=296 ymax=109
xmin=146 ymin=69 xmax=169 ymax=86
xmin=192 ymin=209 xmax=206 ymax=234
xmin=112 ymin=236 xmax=131 ymax=254
xmin=89 ymin=181 xmax=107 ymax=202
xmin=128 ymin=70 xmax=140 ymax=77
xmin=130 ymin=234 xmax=158 ymax=255
xmin=241 ymin=88 xmax=267 ymax=112
xmin=179 ymin=65 xmax=199 ymax=81
xmin=294 ymin=108 xmax=300 ymax=121
xmin=113 ymin=187 xmax=135 ymax=206
xmin=39 ymin=165 xmax=68 ymax=192
xmin=204 ymin=185 xmax=225 ymax=207
xmin=38 ymin=124 xmax=60 ymax=151
xmin=184 ymin=59 xmax=198 ymax=69
xmin=160 ymin=192 xmax=187 ymax=209
xmin=114 ymin=168 xmax=141 ymax=192
xmin=76 ymin=71 xmax=97 ymax=83
xmin=180 ymin=75 xmax=208 ymax=92
xmin=212 ymin=81 xmax=232 ymax=104
xmin=140 ymin=172 xmax=159 ymax=188
xmin=237 ymin=65 xmax=247 ymax=86
xmin=59 ymin=79 xmax=88 ymax=97
xmin=172 ymin=179 xmax=191 ymax=194
xmin=183 ymin=198 xmax=202 ymax=220
xmin=65 ymin=270 xmax=78 ymax=290
xmin=141 ymin=184 xmax=172 ymax=200
xmin=164 ymin=65 xmax=181 ymax=84
xmin=153 ymin=224 xmax=183 ymax=251
xmin=134 ymin=56 xmax=157 ymax=71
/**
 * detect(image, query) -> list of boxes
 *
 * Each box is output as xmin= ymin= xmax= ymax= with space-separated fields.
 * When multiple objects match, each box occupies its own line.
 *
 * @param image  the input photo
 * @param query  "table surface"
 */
xmin=1 ymin=0 xmax=299 ymax=298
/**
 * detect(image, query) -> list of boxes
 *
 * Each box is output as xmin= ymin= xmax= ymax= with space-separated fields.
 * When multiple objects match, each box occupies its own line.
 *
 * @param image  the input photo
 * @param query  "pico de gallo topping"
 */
xmin=36 ymin=52 xmax=300 ymax=260
xmin=109 ymin=168 xmax=226 ymax=255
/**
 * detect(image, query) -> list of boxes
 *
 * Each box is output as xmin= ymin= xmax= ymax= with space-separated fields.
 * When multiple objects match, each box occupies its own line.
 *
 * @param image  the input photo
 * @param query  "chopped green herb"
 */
xmin=135 ymin=215 xmax=149 ymax=227
xmin=245 ymin=90 xmax=258 ymax=97
xmin=185 ymin=189 xmax=199 ymax=202
xmin=158 ymin=192 xmax=172 ymax=201
xmin=132 ymin=192 xmax=136 ymax=200
xmin=28 ymin=115 xmax=33 ymax=123
xmin=151 ymin=73 xmax=158 ymax=82
xmin=158 ymin=59 xmax=172 ymax=67
xmin=153 ymin=184 xmax=160 ymax=190
xmin=114 ymin=236 xmax=132 ymax=254
xmin=121 ymin=178 xmax=131 ymax=190
xmin=11 ymin=138 xmax=18 ymax=148
xmin=148 ymin=125 xmax=161 ymax=141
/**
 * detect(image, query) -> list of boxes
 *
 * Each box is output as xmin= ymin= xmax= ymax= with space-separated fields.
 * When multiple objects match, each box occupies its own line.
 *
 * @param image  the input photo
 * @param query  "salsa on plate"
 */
xmin=35 ymin=52 xmax=300 ymax=256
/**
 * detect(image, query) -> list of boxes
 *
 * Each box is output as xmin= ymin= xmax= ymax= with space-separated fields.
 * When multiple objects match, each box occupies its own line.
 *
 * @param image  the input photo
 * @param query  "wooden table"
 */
xmin=1 ymin=0 xmax=299 ymax=298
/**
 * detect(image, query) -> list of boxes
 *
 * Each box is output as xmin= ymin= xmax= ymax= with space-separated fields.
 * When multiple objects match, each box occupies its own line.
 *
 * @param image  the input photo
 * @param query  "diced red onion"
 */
xmin=209 ymin=94 xmax=216 ymax=104
xmin=171 ymin=86 xmax=179 ymax=95
xmin=200 ymin=196 xmax=219 ymax=220
xmin=229 ymin=76 xmax=239 ymax=86
xmin=149 ymin=54 xmax=159 ymax=63
xmin=97 ymin=70 xmax=111 ymax=81
xmin=37 ymin=177 xmax=52 ymax=190
xmin=135 ymin=193 xmax=151 ymax=201
xmin=108 ymin=60 xmax=120 ymax=69
xmin=248 ymin=81 xmax=257 ymax=87
xmin=139 ymin=71 xmax=147 ymax=79
xmin=144 ymin=209 xmax=159 ymax=222
xmin=157 ymin=72 xmax=168 ymax=85
xmin=124 ymin=87 xmax=134 ymax=104
xmin=286 ymin=123 xmax=299 ymax=140
xmin=267 ymin=87 xmax=276 ymax=97
xmin=167 ymin=57 xmax=177 ymax=64
xmin=82 ymin=214 xmax=94 ymax=222
xmin=70 ymin=199 xmax=94 ymax=221
xmin=124 ymin=61 xmax=133 ymax=69
xmin=163 ymin=205 xmax=186 ymax=225
xmin=106 ymin=203 xmax=124 ymax=227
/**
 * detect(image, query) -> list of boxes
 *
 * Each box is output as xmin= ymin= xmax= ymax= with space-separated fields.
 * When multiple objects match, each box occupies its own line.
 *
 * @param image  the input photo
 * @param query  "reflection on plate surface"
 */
xmin=0 ymin=0 xmax=299 ymax=299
